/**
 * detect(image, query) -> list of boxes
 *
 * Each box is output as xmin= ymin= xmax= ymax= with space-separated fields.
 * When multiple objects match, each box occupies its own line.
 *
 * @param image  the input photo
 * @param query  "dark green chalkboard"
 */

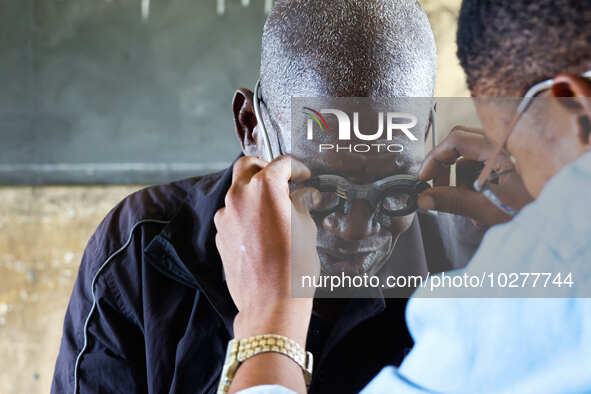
xmin=0 ymin=0 xmax=270 ymax=185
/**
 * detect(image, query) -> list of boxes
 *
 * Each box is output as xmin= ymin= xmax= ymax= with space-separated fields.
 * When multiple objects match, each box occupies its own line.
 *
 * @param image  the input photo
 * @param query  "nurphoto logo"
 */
xmin=303 ymin=107 xmax=419 ymax=153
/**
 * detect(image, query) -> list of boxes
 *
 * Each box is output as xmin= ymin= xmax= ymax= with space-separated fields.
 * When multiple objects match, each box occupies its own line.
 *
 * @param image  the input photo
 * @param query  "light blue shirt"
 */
xmin=239 ymin=152 xmax=591 ymax=394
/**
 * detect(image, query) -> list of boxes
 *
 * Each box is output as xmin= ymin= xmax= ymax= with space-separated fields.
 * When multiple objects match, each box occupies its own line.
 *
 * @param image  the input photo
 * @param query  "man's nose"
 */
xmin=321 ymin=200 xmax=380 ymax=240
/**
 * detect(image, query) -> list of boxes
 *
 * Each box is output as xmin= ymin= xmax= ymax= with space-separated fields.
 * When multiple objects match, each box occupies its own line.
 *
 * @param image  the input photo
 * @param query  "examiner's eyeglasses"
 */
xmin=473 ymin=69 xmax=591 ymax=216
xmin=253 ymin=79 xmax=433 ymax=217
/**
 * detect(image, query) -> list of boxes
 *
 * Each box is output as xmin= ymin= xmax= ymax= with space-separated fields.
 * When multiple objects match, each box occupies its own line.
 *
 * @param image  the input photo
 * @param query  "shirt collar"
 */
xmin=144 ymin=157 xmax=238 ymax=335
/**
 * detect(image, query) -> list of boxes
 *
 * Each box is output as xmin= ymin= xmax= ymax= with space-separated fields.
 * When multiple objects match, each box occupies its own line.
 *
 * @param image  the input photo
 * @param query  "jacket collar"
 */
xmin=144 ymin=159 xmax=238 ymax=335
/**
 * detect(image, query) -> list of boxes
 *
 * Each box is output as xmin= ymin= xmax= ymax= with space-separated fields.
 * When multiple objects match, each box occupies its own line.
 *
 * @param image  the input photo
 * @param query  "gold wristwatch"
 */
xmin=217 ymin=334 xmax=313 ymax=394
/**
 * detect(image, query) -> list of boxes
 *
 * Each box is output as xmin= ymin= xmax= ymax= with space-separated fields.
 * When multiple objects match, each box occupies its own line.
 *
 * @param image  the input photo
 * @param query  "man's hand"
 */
xmin=214 ymin=155 xmax=320 ymax=345
xmin=418 ymin=126 xmax=533 ymax=227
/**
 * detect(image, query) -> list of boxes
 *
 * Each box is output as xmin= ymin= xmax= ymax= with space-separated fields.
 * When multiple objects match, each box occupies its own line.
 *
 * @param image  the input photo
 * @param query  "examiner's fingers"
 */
xmin=232 ymin=156 xmax=267 ymax=184
xmin=258 ymin=155 xmax=312 ymax=184
xmin=418 ymin=186 xmax=512 ymax=226
xmin=419 ymin=128 xmax=494 ymax=186
xmin=291 ymin=187 xmax=321 ymax=213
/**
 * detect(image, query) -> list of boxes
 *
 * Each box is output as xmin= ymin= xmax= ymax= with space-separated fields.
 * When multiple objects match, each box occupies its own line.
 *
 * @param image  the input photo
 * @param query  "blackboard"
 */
xmin=0 ymin=0 xmax=271 ymax=185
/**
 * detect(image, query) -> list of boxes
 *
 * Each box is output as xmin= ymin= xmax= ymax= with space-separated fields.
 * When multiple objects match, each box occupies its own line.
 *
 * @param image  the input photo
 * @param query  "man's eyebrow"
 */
xmin=309 ymin=165 xmax=410 ymax=183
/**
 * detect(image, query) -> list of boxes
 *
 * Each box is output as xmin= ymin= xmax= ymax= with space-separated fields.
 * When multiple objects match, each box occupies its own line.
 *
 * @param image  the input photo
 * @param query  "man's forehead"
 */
xmin=289 ymin=98 xmax=433 ymax=118
xmin=298 ymin=148 xmax=422 ymax=183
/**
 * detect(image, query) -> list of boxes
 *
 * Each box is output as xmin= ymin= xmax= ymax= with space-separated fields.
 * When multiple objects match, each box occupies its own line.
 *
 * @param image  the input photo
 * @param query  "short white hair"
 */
xmin=260 ymin=0 xmax=437 ymax=125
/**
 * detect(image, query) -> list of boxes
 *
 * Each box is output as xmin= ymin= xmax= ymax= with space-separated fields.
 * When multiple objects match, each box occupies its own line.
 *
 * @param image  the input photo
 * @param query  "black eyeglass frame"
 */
xmin=302 ymin=173 xmax=430 ymax=217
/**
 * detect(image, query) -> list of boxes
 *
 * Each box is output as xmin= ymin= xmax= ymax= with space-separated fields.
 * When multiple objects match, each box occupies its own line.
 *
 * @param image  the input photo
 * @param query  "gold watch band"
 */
xmin=217 ymin=334 xmax=313 ymax=394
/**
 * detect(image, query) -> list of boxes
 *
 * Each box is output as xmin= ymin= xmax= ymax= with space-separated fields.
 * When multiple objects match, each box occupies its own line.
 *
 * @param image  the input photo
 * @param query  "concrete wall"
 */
xmin=0 ymin=186 xmax=138 ymax=393
xmin=0 ymin=1 xmax=466 ymax=392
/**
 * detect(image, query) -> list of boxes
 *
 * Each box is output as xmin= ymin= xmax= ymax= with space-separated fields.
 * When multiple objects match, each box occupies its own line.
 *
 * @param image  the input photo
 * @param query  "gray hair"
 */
xmin=260 ymin=0 xmax=437 ymax=128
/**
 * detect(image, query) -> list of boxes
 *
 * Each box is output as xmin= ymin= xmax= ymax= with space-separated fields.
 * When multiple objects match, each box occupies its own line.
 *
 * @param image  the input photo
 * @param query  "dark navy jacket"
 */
xmin=51 ymin=163 xmax=483 ymax=394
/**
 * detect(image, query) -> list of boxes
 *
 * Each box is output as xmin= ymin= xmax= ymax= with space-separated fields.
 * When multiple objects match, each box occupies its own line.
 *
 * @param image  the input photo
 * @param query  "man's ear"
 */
xmin=552 ymin=74 xmax=591 ymax=147
xmin=232 ymin=88 xmax=258 ymax=156
xmin=552 ymin=74 xmax=591 ymax=99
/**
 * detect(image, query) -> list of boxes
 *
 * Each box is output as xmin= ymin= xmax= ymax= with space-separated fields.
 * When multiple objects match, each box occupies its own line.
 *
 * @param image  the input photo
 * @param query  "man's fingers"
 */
xmin=232 ymin=156 xmax=267 ymax=184
xmin=419 ymin=128 xmax=495 ymax=186
xmin=233 ymin=156 xmax=312 ymax=190
xmin=449 ymin=125 xmax=486 ymax=136
xmin=291 ymin=187 xmax=321 ymax=213
xmin=418 ymin=186 xmax=512 ymax=226
xmin=258 ymin=155 xmax=312 ymax=184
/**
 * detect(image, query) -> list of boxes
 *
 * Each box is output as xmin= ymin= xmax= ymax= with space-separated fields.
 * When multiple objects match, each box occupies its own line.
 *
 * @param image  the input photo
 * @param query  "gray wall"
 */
xmin=0 ymin=0 xmax=269 ymax=185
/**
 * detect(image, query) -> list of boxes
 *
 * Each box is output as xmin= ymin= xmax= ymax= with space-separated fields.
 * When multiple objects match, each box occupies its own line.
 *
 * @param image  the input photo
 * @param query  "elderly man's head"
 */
xmin=232 ymin=0 xmax=436 ymax=276
xmin=260 ymin=0 xmax=435 ymax=134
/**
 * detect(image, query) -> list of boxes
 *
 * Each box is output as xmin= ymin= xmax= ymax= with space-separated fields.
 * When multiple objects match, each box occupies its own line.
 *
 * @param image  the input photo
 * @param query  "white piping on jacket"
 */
xmin=72 ymin=219 xmax=171 ymax=394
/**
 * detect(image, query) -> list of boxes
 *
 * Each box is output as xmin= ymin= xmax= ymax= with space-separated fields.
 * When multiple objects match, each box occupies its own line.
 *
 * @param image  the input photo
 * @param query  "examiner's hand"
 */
xmin=214 ymin=155 xmax=320 ymax=345
xmin=418 ymin=126 xmax=533 ymax=227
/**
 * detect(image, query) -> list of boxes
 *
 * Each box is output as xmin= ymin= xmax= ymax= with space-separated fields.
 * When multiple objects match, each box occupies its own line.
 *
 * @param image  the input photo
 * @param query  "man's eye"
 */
xmin=312 ymin=191 xmax=340 ymax=212
xmin=382 ymin=193 xmax=410 ymax=212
